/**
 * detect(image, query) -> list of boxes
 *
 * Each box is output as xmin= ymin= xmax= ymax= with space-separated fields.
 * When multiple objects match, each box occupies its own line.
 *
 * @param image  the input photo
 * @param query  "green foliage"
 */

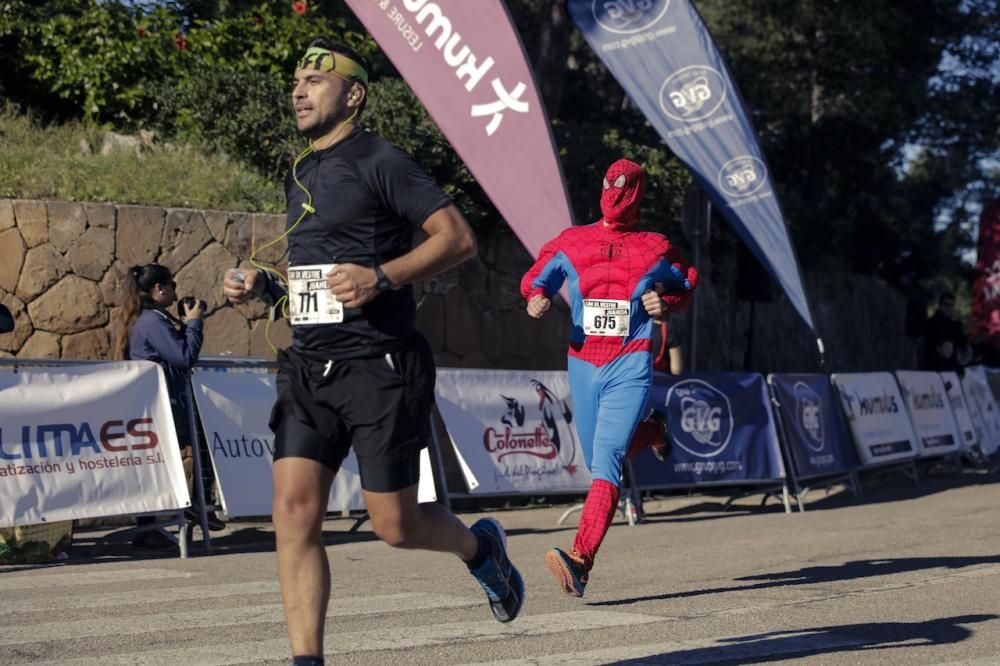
xmin=154 ymin=63 xmax=301 ymax=180
xmin=0 ymin=106 xmax=284 ymax=212
xmin=1 ymin=0 xmax=186 ymax=121
xmin=2 ymin=0 xmax=995 ymax=308
xmin=0 ymin=539 xmax=58 ymax=564
xmin=698 ymin=1 xmax=997 ymax=283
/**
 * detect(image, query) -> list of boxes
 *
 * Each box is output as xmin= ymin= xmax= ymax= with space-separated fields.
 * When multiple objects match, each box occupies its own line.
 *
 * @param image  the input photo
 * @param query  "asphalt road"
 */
xmin=3 ymin=467 xmax=1000 ymax=665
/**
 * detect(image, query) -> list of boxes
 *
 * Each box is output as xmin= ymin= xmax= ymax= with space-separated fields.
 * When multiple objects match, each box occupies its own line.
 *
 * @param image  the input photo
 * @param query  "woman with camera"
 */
xmin=111 ymin=263 xmax=204 ymax=551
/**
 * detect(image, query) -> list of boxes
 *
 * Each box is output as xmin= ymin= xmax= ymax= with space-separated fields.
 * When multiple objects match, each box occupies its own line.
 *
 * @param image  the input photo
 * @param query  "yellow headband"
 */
xmin=296 ymin=47 xmax=369 ymax=87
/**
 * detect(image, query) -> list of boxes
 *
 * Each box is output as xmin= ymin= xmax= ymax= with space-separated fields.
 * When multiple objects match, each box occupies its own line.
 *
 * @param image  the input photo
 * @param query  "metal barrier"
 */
xmin=184 ymin=356 xmax=279 ymax=552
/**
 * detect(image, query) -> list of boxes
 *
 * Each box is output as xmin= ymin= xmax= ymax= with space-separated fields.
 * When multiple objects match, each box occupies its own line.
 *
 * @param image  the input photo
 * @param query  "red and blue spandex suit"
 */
xmin=521 ymin=159 xmax=697 ymax=571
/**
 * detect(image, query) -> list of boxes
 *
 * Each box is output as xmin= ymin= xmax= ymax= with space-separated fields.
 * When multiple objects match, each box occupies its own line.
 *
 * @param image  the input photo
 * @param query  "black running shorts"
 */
xmin=269 ymin=334 xmax=436 ymax=492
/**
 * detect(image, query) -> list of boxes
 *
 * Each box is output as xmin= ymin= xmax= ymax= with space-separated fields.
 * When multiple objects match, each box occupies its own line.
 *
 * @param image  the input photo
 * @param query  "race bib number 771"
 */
xmin=288 ymin=264 xmax=343 ymax=325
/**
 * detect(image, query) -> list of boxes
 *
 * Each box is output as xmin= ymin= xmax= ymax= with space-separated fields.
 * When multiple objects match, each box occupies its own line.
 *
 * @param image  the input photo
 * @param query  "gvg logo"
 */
xmin=717 ymin=156 xmax=767 ymax=198
xmin=793 ymin=382 xmax=825 ymax=452
xmin=659 ymin=66 xmax=726 ymax=122
xmin=666 ymin=379 xmax=733 ymax=457
xmin=592 ymin=0 xmax=670 ymax=34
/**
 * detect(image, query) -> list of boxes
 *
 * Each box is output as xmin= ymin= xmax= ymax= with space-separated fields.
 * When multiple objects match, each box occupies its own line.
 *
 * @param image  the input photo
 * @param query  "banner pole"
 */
xmin=428 ymin=409 xmax=453 ymax=511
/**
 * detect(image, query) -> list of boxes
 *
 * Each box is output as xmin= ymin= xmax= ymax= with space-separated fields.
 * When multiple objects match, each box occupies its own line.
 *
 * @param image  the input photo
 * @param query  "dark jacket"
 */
xmin=128 ymin=308 xmax=204 ymax=438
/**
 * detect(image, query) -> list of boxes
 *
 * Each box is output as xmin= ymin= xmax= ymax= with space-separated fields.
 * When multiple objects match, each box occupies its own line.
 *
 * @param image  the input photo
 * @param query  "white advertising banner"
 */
xmin=434 ymin=368 xmax=592 ymax=495
xmin=940 ymin=371 xmax=978 ymax=451
xmin=0 ymin=362 xmax=190 ymax=527
xmin=961 ymin=366 xmax=1000 ymax=456
xmin=191 ymin=369 xmax=435 ymax=518
xmin=831 ymin=372 xmax=919 ymax=466
xmin=894 ymin=371 xmax=963 ymax=457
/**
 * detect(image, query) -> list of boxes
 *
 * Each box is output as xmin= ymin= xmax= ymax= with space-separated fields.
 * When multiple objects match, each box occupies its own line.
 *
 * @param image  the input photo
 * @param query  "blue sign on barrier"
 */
xmin=768 ymin=374 xmax=857 ymax=479
xmin=631 ymin=372 xmax=784 ymax=488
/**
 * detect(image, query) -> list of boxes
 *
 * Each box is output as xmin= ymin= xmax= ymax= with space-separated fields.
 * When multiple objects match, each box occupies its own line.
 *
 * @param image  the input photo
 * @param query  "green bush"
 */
xmin=1 ymin=0 xmax=186 ymax=122
xmin=156 ymin=63 xmax=301 ymax=180
xmin=0 ymin=0 xmax=367 ymax=125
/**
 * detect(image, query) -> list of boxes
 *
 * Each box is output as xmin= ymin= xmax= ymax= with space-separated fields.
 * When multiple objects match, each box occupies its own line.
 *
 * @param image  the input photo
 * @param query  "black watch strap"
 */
xmin=374 ymin=264 xmax=392 ymax=292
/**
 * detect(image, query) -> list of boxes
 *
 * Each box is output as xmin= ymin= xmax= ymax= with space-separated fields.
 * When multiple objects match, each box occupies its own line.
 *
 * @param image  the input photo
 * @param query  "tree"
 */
xmin=692 ymin=0 xmax=998 ymax=301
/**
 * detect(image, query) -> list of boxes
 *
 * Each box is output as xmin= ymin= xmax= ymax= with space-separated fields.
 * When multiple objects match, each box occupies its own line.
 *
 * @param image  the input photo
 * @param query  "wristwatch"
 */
xmin=373 ymin=264 xmax=392 ymax=292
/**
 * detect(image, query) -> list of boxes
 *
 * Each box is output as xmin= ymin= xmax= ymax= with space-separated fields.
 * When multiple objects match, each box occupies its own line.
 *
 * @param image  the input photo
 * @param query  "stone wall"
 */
xmin=0 ymin=198 xmax=571 ymax=369
xmin=0 ymin=197 xmax=914 ymax=373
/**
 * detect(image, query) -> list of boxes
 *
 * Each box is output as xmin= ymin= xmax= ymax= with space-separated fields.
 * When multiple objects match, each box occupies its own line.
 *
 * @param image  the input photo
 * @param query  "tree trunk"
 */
xmin=533 ymin=0 xmax=571 ymax=116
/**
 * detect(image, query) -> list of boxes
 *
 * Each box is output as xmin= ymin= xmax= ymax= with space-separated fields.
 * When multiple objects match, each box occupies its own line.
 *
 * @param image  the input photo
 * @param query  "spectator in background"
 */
xmin=922 ymin=292 xmax=967 ymax=372
xmin=110 ymin=263 xmax=204 ymax=551
xmin=650 ymin=311 xmax=684 ymax=375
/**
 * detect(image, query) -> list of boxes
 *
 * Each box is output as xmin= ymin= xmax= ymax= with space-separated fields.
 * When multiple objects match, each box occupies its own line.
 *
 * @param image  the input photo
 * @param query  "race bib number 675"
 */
xmin=583 ymin=299 xmax=630 ymax=336
xmin=288 ymin=264 xmax=343 ymax=325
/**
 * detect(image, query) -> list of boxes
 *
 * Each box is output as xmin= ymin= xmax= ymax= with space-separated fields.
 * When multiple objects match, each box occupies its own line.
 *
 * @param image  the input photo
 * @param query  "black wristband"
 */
xmin=374 ymin=264 xmax=392 ymax=292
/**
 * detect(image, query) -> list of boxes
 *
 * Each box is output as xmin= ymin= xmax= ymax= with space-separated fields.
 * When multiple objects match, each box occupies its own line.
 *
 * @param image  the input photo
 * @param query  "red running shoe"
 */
xmin=545 ymin=547 xmax=588 ymax=597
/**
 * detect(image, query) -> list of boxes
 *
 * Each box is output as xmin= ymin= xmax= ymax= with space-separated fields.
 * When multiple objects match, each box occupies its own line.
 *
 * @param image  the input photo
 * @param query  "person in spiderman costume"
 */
xmin=521 ymin=158 xmax=698 ymax=597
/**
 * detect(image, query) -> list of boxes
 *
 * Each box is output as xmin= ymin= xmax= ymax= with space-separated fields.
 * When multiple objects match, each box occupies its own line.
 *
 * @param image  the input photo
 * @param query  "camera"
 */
xmin=177 ymin=297 xmax=207 ymax=318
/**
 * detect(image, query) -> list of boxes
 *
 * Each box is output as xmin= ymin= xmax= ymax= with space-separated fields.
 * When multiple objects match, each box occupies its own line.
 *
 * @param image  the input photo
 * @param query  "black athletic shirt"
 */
xmin=281 ymin=126 xmax=451 ymax=359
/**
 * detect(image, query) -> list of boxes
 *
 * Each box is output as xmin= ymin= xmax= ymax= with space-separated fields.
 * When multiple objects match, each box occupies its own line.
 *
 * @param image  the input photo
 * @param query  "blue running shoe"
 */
xmin=545 ymin=547 xmax=588 ymax=597
xmin=468 ymin=518 xmax=524 ymax=623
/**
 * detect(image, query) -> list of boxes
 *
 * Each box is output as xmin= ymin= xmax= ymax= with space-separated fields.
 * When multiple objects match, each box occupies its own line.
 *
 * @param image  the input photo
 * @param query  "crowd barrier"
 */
xmin=0 ymin=359 xmax=196 ymax=558
xmin=3 ymin=358 xmax=1000 ymax=557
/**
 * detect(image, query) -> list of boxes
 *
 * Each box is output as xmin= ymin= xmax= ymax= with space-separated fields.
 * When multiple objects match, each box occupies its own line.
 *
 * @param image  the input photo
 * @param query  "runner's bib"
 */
xmin=287 ymin=264 xmax=343 ymax=325
xmin=582 ymin=299 xmax=630 ymax=336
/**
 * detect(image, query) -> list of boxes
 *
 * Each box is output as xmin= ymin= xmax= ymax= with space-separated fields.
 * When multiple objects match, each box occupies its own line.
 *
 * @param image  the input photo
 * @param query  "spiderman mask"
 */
xmin=600 ymin=159 xmax=645 ymax=230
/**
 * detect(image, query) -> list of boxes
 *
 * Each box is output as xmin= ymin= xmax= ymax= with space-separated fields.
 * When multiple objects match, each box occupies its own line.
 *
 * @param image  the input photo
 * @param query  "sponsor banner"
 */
xmin=343 ymin=0 xmax=573 ymax=258
xmin=434 ymin=368 xmax=591 ymax=495
xmin=631 ymin=373 xmax=784 ymax=488
xmin=567 ymin=0 xmax=815 ymax=332
xmin=940 ymin=371 xmax=979 ymax=450
xmin=0 ymin=362 xmax=190 ymax=528
xmin=894 ymin=371 xmax=963 ymax=457
xmin=961 ymin=366 xmax=1000 ymax=456
xmin=191 ymin=370 xmax=434 ymax=517
xmin=768 ymin=374 xmax=857 ymax=479
xmin=831 ymin=372 xmax=918 ymax=466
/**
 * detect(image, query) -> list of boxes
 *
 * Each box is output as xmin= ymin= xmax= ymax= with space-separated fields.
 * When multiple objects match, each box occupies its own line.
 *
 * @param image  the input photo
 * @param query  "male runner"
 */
xmin=224 ymin=38 xmax=524 ymax=665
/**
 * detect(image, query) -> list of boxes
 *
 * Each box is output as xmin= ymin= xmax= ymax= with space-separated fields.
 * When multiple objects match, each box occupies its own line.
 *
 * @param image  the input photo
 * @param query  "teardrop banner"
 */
xmin=344 ymin=0 xmax=574 ymax=258
xmin=567 ymin=0 xmax=817 ymax=335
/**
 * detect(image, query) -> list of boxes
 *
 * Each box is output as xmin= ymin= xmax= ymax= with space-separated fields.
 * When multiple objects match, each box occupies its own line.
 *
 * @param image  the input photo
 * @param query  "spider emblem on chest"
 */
xmin=599 ymin=241 xmax=623 ymax=260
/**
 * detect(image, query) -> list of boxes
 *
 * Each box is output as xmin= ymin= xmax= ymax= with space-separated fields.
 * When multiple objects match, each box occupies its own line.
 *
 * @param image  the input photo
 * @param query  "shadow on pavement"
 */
xmin=2 ymin=519 xmax=383 ymax=568
xmin=590 ymin=554 xmax=1000 ymax=607
xmin=635 ymin=464 xmax=999 ymax=523
xmin=608 ymin=614 xmax=998 ymax=665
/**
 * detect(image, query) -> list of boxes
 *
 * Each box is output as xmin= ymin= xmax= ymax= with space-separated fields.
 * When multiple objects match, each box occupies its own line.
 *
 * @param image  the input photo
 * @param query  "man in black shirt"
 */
xmin=223 ymin=38 xmax=524 ymax=666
